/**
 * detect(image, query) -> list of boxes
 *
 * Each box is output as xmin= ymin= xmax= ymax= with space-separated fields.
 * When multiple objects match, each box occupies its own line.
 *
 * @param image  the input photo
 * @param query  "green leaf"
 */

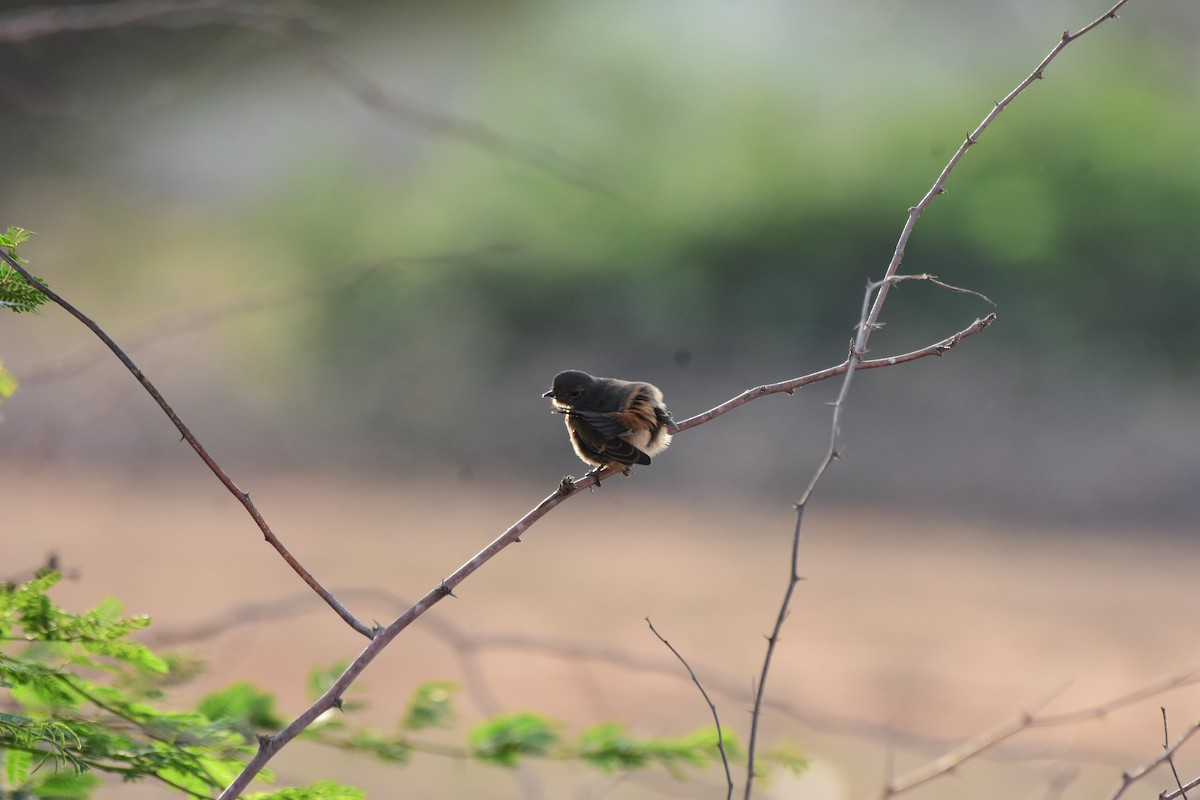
xmin=197 ymin=682 xmax=284 ymax=730
xmin=5 ymin=747 xmax=32 ymax=787
xmin=468 ymin=712 xmax=560 ymax=767
xmin=28 ymin=771 xmax=102 ymax=799
xmin=0 ymin=262 xmax=49 ymax=313
xmin=401 ymin=681 xmax=458 ymax=731
xmin=577 ymin=722 xmax=648 ymax=772
xmin=0 ymin=226 xmax=34 ymax=248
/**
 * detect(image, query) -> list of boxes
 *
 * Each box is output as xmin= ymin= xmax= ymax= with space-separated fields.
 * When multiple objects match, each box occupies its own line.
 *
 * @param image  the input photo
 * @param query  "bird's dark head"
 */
xmin=542 ymin=370 xmax=598 ymax=406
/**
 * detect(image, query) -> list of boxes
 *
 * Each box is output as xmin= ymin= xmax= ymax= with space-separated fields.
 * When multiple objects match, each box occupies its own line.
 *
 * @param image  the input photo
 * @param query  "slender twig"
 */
xmin=1163 ymin=708 xmax=1190 ymax=799
xmin=742 ymin=1 xmax=1131 ymax=795
xmin=877 ymin=673 xmax=1200 ymax=799
xmin=1109 ymin=718 xmax=1200 ymax=800
xmin=0 ymin=249 xmax=374 ymax=639
xmin=744 ymin=277 xmax=881 ymax=799
xmin=1164 ymin=775 xmax=1200 ymax=800
xmin=215 ymin=484 xmax=570 ymax=800
xmin=859 ymin=0 xmax=1131 ymax=342
xmin=646 ymin=618 xmax=734 ymax=800
xmin=673 ymin=312 xmax=994 ymax=433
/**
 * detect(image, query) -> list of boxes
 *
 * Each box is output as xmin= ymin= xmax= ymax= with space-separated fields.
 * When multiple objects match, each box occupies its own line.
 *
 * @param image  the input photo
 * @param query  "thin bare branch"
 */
xmin=877 ymin=673 xmax=1200 ymax=799
xmin=857 ymin=0 xmax=1131 ymax=344
xmin=1109 ymin=718 xmax=1200 ymax=800
xmin=744 ymin=276 xmax=883 ymax=799
xmin=881 ymin=273 xmax=996 ymax=307
xmin=1162 ymin=708 xmax=1190 ymax=799
xmin=0 ymin=249 xmax=374 ymax=639
xmin=646 ymin=618 xmax=734 ymax=800
xmin=741 ymin=2 xmax=1131 ymax=795
xmin=1164 ymin=775 xmax=1200 ymax=800
xmin=672 ymin=313 xmax=994 ymax=434
xmin=215 ymin=483 xmax=571 ymax=800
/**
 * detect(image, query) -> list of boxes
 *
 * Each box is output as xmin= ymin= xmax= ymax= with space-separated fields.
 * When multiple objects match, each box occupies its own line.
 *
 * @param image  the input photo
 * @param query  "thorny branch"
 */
xmin=740 ymin=0 xmax=1132 ymax=795
xmin=0 ymin=249 xmax=374 ymax=639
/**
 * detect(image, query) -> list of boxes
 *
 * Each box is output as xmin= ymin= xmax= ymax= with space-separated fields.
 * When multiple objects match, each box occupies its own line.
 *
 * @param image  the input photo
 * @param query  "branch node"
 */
xmin=556 ymin=476 xmax=576 ymax=496
xmin=437 ymin=582 xmax=456 ymax=598
xmin=256 ymin=734 xmax=273 ymax=750
xmin=331 ymin=696 xmax=344 ymax=711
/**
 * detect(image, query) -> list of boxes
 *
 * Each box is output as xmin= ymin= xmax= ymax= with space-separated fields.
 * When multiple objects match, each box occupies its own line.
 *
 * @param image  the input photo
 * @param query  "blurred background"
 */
xmin=2 ymin=0 xmax=1198 ymax=798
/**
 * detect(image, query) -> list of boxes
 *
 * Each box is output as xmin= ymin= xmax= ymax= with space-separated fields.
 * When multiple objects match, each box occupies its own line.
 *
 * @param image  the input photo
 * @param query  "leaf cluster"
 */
xmin=0 ymin=227 xmax=48 ymax=315
xmin=308 ymin=680 xmax=807 ymax=784
xmin=2 ymin=578 xmax=805 ymax=798
xmin=0 ymin=573 xmax=359 ymax=800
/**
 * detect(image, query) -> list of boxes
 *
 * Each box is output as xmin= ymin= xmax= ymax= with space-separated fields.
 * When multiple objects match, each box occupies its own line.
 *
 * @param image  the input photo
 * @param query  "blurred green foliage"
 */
xmin=252 ymin=46 xmax=1199 ymax=392
xmin=3 ymin=576 xmax=784 ymax=796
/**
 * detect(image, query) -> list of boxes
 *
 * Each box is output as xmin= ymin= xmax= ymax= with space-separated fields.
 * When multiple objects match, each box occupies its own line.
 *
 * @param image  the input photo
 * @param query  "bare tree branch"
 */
xmin=1163 ymin=775 xmax=1200 ymax=800
xmin=858 ymin=0 xmax=1132 ymax=342
xmin=646 ymin=617 xmax=734 ymax=800
xmin=878 ymin=674 xmax=1200 ymax=799
xmin=0 ymin=249 xmax=375 ymax=639
xmin=1108 ymin=717 xmax=1200 ymax=800
xmin=741 ymin=1 xmax=1132 ymax=795
xmin=1162 ymin=707 xmax=1189 ymax=799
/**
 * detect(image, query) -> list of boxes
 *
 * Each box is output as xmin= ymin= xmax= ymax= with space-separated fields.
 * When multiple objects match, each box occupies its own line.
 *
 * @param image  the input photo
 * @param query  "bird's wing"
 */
xmin=567 ymin=408 xmax=635 ymax=440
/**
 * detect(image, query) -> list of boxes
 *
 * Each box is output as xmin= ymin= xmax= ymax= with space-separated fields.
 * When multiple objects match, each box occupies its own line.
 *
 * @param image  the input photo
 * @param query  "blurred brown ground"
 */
xmin=5 ymin=466 xmax=1197 ymax=799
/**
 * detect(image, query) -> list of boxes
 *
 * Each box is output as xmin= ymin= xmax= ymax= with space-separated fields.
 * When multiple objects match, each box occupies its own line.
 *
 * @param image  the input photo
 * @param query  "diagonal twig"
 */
xmin=646 ymin=617 xmax=734 ymax=800
xmin=1108 ymin=717 xmax=1200 ymax=800
xmin=877 ymin=673 xmax=1200 ymax=799
xmin=0 ymin=248 xmax=375 ymax=639
xmin=1162 ymin=707 xmax=1190 ymax=799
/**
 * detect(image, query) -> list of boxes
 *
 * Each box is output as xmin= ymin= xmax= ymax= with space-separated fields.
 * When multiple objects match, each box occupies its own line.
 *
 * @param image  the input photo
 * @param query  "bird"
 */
xmin=543 ymin=370 xmax=674 ymax=476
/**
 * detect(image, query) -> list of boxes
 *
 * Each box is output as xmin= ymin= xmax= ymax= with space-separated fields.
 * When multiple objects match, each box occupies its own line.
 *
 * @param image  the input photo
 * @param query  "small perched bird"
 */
xmin=543 ymin=370 xmax=674 ymax=476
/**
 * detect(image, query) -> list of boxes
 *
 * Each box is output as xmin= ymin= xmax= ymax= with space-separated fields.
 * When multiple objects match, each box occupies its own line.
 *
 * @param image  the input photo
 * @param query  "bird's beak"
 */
xmin=542 ymin=389 xmax=555 ymax=398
